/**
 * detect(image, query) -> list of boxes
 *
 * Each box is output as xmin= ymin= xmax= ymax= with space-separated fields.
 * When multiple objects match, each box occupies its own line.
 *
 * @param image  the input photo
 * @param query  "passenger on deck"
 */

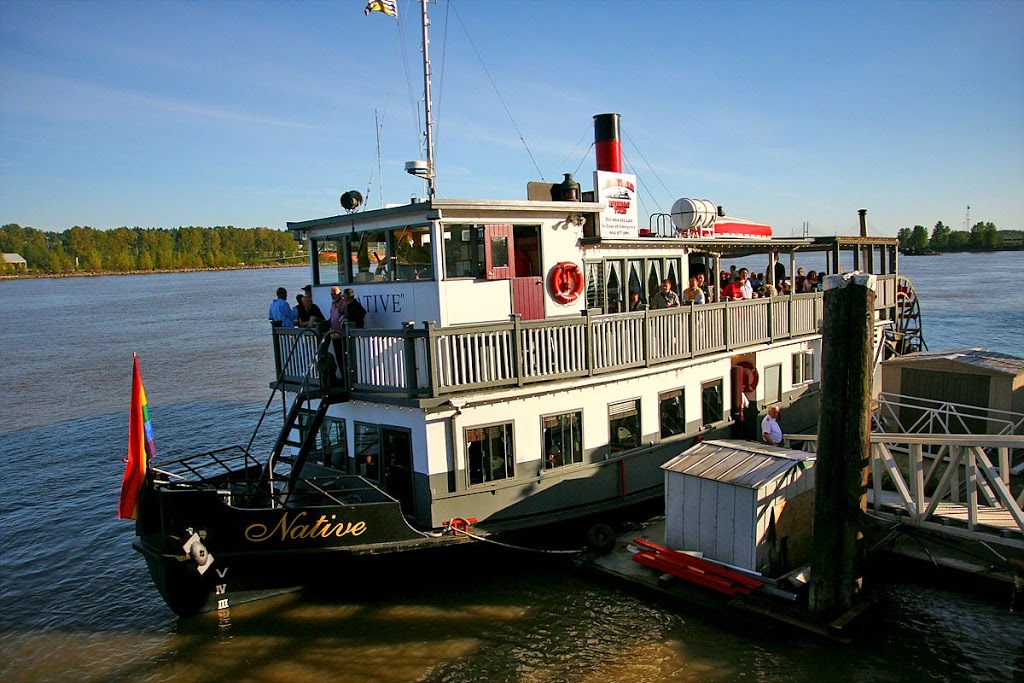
xmin=696 ymin=272 xmax=713 ymax=302
xmin=682 ymin=276 xmax=705 ymax=304
xmin=269 ymin=287 xmax=297 ymax=328
xmin=328 ymin=286 xmax=347 ymax=366
xmin=651 ymin=279 xmax=681 ymax=309
xmin=297 ymin=291 xmax=326 ymax=329
xmin=802 ymin=270 xmax=822 ymax=292
xmin=795 ymin=268 xmax=806 ymax=292
xmin=761 ymin=406 xmax=783 ymax=446
xmin=343 ymin=289 xmax=366 ymax=328
xmin=721 ymin=275 xmax=744 ymax=301
xmin=738 ymin=268 xmax=755 ymax=299
xmin=628 ymin=290 xmax=644 ymax=311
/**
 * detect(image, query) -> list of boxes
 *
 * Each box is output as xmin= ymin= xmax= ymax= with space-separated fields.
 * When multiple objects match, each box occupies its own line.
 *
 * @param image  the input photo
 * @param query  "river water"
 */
xmin=0 ymin=254 xmax=1021 ymax=683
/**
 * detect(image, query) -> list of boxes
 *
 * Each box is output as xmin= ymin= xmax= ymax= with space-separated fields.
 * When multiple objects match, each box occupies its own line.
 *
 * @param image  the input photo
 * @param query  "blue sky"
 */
xmin=1 ymin=0 xmax=1021 ymax=237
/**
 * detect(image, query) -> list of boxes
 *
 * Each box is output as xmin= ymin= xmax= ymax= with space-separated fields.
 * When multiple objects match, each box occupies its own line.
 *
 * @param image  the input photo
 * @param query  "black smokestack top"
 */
xmin=858 ymin=209 xmax=868 ymax=237
xmin=594 ymin=113 xmax=622 ymax=173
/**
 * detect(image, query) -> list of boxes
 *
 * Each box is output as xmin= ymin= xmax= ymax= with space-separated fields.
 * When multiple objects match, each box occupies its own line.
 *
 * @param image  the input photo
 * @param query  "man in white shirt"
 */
xmin=738 ymin=268 xmax=754 ymax=299
xmin=761 ymin=406 xmax=783 ymax=446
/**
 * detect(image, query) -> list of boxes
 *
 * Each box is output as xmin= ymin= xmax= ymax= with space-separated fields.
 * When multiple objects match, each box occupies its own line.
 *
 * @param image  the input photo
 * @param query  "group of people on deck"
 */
xmin=267 ymin=285 xmax=366 ymax=332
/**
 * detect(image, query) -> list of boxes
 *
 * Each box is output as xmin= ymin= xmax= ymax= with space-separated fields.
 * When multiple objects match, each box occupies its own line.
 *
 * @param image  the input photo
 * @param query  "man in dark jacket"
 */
xmin=343 ymin=289 xmax=367 ymax=328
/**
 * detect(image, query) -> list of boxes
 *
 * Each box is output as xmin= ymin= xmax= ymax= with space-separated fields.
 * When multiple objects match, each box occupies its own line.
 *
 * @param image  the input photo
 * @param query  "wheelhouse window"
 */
xmin=313 ymin=238 xmax=345 ymax=285
xmin=443 ymin=225 xmax=485 ymax=278
xmin=764 ymin=363 xmax=783 ymax=404
xmin=542 ymin=411 xmax=583 ymax=469
xmin=350 ymin=231 xmax=389 ymax=283
xmin=701 ymin=379 xmax=723 ymax=426
xmin=659 ymin=389 xmax=686 ymax=438
xmin=467 ymin=423 xmax=514 ymax=485
xmin=793 ymin=351 xmax=815 ymax=384
xmin=609 ymin=399 xmax=640 ymax=454
xmin=391 ymin=226 xmax=433 ymax=281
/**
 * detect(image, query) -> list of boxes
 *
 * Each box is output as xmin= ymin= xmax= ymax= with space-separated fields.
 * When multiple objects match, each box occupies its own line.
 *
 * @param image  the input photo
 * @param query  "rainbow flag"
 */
xmin=364 ymin=0 xmax=397 ymax=18
xmin=119 ymin=354 xmax=156 ymax=520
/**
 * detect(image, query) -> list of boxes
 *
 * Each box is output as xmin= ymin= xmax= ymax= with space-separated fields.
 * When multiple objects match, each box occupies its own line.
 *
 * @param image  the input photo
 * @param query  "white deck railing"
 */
xmin=273 ymin=274 xmax=899 ymax=399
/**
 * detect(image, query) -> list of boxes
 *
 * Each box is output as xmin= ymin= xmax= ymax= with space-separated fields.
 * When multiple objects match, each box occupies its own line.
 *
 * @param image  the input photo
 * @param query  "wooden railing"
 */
xmin=273 ymin=274 xmax=897 ymax=400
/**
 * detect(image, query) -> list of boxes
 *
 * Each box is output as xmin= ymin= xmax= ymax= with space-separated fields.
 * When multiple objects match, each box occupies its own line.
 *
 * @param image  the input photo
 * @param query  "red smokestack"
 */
xmin=594 ymin=113 xmax=622 ymax=173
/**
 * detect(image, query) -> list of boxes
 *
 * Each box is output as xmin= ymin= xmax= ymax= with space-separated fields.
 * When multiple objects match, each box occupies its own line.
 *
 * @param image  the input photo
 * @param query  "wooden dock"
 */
xmin=576 ymin=519 xmax=865 ymax=643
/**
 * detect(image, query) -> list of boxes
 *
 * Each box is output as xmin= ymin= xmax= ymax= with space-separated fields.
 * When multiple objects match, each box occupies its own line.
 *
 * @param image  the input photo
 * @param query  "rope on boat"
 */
xmin=443 ymin=520 xmax=583 ymax=555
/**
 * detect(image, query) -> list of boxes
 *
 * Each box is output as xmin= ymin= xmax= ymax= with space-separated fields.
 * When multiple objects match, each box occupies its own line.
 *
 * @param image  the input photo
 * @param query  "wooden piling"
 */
xmin=809 ymin=274 xmax=876 ymax=616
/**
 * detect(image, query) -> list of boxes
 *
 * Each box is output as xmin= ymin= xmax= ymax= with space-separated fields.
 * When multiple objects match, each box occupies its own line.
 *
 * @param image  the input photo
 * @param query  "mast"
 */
xmin=419 ymin=0 xmax=436 ymax=199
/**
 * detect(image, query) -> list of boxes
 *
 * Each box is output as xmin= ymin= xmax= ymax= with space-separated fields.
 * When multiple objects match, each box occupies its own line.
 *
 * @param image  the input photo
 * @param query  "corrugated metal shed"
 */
xmin=662 ymin=439 xmax=815 ymax=576
xmin=883 ymin=348 xmax=1024 ymax=378
xmin=662 ymin=439 xmax=814 ymax=488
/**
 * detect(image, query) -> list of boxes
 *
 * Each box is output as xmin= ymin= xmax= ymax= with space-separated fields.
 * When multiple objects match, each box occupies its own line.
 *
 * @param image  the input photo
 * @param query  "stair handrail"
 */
xmin=256 ymin=329 xmax=337 ymax=506
xmin=245 ymin=327 xmax=332 ymax=457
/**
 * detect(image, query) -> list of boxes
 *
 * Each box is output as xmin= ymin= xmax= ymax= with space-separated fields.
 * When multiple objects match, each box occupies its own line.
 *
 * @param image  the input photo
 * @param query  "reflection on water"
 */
xmin=1 ymin=264 xmax=1023 ymax=683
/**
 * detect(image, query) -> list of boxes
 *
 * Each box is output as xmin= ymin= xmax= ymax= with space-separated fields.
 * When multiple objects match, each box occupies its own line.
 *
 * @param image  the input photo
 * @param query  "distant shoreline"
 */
xmin=0 ymin=261 xmax=305 ymax=281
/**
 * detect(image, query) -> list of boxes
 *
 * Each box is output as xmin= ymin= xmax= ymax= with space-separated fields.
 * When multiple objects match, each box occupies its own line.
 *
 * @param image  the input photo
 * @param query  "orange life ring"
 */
xmin=550 ymin=261 xmax=584 ymax=304
xmin=737 ymin=361 xmax=759 ymax=393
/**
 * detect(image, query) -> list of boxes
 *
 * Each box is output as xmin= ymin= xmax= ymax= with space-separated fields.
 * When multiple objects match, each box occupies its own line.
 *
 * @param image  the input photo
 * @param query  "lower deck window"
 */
xmin=659 ymin=389 xmax=685 ymax=438
xmin=467 ymin=423 xmax=514 ymax=485
xmin=701 ymin=380 xmax=723 ymax=426
xmin=764 ymin=363 xmax=783 ymax=404
xmin=354 ymin=422 xmax=381 ymax=481
xmin=299 ymin=414 xmax=348 ymax=469
xmin=793 ymin=350 xmax=815 ymax=384
xmin=609 ymin=399 xmax=640 ymax=453
xmin=543 ymin=411 xmax=583 ymax=468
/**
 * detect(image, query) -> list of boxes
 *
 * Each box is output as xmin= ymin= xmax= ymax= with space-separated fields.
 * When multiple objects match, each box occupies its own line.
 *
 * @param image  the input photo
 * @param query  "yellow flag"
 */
xmin=364 ymin=0 xmax=397 ymax=18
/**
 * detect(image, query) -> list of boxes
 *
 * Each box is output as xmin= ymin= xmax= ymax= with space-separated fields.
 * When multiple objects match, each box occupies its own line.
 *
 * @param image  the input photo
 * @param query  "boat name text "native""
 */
xmin=245 ymin=512 xmax=367 ymax=543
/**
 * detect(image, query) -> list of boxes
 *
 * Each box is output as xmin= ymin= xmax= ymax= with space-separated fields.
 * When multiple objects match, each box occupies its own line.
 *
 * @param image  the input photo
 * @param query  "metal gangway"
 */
xmin=789 ymin=396 xmax=1024 ymax=551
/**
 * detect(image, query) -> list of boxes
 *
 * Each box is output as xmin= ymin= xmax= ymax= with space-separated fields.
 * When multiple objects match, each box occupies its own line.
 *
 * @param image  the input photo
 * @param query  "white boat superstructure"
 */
xmin=276 ymin=138 xmax=902 ymax=535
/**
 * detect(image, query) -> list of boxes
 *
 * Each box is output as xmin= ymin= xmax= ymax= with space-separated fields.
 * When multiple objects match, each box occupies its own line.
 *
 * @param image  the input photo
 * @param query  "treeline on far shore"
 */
xmin=896 ymin=221 xmax=1021 ymax=253
xmin=1 ymin=223 xmax=303 ymax=276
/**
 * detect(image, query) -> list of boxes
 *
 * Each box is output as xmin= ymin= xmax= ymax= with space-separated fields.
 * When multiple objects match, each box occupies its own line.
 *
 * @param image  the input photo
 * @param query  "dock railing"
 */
xmin=273 ymin=276 xmax=896 ymax=400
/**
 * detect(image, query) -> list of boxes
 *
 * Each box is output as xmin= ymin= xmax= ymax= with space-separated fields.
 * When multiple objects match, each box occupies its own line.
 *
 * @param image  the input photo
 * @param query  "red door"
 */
xmin=484 ymin=224 xmax=513 ymax=280
xmin=485 ymin=224 xmax=545 ymax=320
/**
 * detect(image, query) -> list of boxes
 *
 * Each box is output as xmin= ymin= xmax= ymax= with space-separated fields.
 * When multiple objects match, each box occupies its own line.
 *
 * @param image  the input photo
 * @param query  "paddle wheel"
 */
xmin=885 ymin=276 xmax=927 ymax=356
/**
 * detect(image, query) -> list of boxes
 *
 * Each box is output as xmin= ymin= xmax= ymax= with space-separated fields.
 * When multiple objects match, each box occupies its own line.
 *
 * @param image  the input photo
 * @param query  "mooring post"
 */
xmin=809 ymin=272 xmax=876 ymax=616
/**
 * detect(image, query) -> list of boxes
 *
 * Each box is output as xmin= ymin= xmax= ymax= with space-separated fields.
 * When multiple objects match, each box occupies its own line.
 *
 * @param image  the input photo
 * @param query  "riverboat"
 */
xmin=130 ymin=2 xmax=905 ymax=616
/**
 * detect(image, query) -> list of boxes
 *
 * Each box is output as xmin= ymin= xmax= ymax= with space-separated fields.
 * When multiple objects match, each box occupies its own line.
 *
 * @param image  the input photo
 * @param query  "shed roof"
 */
xmin=661 ymin=439 xmax=814 ymax=489
xmin=2 ymin=253 xmax=27 ymax=265
xmin=882 ymin=348 xmax=1024 ymax=378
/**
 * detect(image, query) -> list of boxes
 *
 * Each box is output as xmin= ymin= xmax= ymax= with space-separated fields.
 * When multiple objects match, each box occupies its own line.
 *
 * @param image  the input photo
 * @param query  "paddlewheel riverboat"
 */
xmin=130 ymin=4 xmax=905 ymax=617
